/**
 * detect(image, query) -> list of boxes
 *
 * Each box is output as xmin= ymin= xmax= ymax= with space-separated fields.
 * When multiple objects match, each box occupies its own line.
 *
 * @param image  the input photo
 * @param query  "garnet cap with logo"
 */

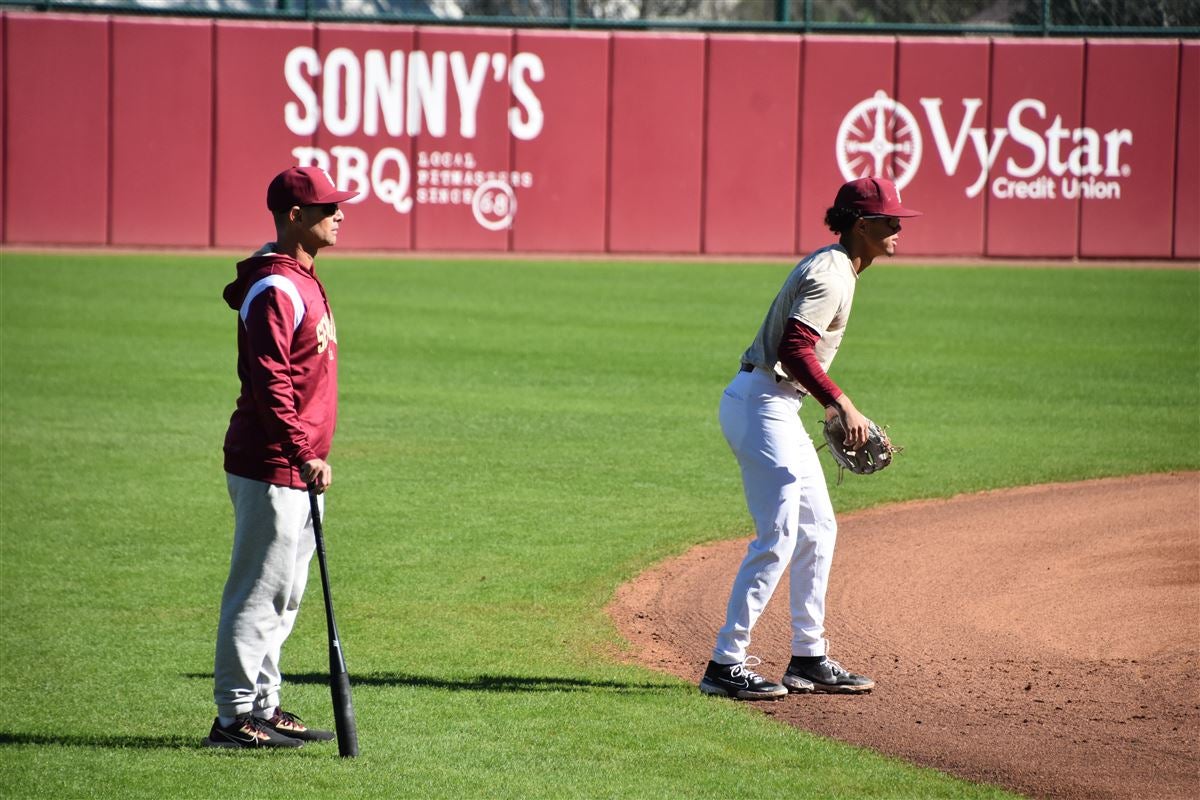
xmin=266 ymin=166 xmax=359 ymax=212
xmin=834 ymin=177 xmax=922 ymax=218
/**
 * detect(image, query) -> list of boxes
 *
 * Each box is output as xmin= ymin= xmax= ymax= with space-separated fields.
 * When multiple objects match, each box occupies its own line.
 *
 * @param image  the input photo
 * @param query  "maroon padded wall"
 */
xmin=111 ymin=18 xmax=213 ymax=247
xmin=1 ymin=13 xmax=1194 ymax=261
xmin=510 ymin=29 xmax=610 ymax=253
xmin=797 ymin=37 xmax=897 ymax=254
xmin=5 ymin=14 xmax=109 ymax=244
xmin=985 ymin=39 xmax=1085 ymax=258
xmin=1174 ymin=42 xmax=1200 ymax=261
xmin=703 ymin=35 xmax=801 ymax=255
xmin=1 ymin=14 xmax=6 ymax=244
xmin=212 ymin=21 xmax=316 ymax=249
xmin=894 ymin=38 xmax=990 ymax=257
xmin=1079 ymin=41 xmax=1179 ymax=259
xmin=608 ymin=32 xmax=705 ymax=253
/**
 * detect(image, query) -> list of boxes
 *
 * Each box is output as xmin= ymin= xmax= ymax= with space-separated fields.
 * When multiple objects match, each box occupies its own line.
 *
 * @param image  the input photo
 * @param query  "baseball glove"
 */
xmin=819 ymin=416 xmax=900 ymax=483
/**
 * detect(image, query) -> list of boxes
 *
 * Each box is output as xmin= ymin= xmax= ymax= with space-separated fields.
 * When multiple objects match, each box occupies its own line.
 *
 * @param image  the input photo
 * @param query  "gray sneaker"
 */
xmin=699 ymin=656 xmax=788 ymax=700
xmin=782 ymin=655 xmax=875 ymax=694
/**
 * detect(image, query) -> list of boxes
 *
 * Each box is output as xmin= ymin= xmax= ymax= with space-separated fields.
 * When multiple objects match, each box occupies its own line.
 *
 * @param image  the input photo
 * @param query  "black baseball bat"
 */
xmin=308 ymin=487 xmax=360 ymax=758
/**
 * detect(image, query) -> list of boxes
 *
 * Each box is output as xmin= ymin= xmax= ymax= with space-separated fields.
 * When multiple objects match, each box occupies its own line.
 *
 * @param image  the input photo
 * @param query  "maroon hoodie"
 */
xmin=222 ymin=254 xmax=338 ymax=489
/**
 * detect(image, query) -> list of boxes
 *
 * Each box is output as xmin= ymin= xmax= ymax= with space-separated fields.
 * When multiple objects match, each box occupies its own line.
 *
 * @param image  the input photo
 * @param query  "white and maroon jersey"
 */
xmin=222 ymin=254 xmax=338 ymax=489
xmin=740 ymin=244 xmax=858 ymax=395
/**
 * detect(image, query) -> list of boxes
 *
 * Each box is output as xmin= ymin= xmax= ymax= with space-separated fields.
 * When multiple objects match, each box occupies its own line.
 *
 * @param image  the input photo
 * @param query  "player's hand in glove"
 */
xmin=819 ymin=412 xmax=900 ymax=483
xmin=826 ymin=400 xmax=869 ymax=449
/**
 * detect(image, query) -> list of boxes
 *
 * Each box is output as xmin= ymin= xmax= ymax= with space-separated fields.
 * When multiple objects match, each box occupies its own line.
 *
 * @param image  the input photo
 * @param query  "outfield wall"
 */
xmin=2 ymin=11 xmax=1197 ymax=259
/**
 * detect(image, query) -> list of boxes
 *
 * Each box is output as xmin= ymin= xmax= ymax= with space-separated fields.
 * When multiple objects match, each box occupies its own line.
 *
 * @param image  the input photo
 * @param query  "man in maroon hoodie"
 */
xmin=204 ymin=167 xmax=357 ymax=749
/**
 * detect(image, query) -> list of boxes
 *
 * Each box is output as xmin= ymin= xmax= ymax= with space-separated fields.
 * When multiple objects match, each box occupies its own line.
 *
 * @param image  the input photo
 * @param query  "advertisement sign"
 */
xmin=0 ymin=14 xmax=1193 ymax=260
xmin=258 ymin=25 xmax=551 ymax=251
xmin=302 ymin=23 xmax=418 ymax=250
xmin=405 ymin=27 xmax=516 ymax=251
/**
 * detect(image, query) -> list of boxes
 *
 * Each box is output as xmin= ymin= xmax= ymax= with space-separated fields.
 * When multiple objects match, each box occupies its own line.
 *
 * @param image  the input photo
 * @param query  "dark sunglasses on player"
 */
xmin=303 ymin=202 xmax=340 ymax=217
xmin=861 ymin=215 xmax=901 ymax=231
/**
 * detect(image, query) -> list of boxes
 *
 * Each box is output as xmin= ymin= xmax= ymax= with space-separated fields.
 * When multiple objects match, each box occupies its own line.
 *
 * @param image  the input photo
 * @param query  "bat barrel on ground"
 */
xmin=308 ymin=487 xmax=360 ymax=758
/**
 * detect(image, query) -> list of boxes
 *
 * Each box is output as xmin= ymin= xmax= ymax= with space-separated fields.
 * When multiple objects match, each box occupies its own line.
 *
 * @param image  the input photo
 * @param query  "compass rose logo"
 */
xmin=836 ymin=90 xmax=923 ymax=190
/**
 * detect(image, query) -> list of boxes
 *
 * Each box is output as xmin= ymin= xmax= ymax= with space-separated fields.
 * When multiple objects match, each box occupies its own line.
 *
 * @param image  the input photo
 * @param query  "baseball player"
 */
xmin=699 ymin=176 xmax=921 ymax=700
xmin=205 ymin=166 xmax=357 ymax=748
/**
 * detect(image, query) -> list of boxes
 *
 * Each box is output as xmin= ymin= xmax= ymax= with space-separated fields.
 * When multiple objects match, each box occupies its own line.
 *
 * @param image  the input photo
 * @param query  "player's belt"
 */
xmin=740 ymin=363 xmax=786 ymax=383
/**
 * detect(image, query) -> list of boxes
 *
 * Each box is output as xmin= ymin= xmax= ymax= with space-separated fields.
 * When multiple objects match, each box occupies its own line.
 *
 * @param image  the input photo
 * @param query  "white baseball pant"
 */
xmin=712 ymin=367 xmax=837 ymax=665
xmin=213 ymin=473 xmax=319 ymax=718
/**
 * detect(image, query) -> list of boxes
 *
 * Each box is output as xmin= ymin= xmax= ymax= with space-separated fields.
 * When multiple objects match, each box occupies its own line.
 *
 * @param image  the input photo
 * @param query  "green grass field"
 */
xmin=1 ymin=251 xmax=1196 ymax=799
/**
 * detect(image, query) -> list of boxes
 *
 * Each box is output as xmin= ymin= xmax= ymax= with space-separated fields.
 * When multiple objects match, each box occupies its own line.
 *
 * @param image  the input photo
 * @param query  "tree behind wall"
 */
xmin=448 ymin=0 xmax=1200 ymax=26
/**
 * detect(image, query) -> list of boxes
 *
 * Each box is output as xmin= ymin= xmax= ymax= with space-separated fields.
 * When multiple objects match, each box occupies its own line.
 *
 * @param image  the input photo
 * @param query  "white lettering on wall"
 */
xmin=509 ymin=52 xmax=545 ymax=141
xmin=1005 ymin=99 xmax=1047 ymax=179
xmin=284 ymin=47 xmax=321 ymax=136
xmin=324 ymin=48 xmax=362 ymax=137
xmin=407 ymin=51 xmax=447 ymax=137
xmin=282 ymin=46 xmax=543 ymax=141
xmin=449 ymin=52 xmax=490 ymax=138
xmin=283 ymin=46 xmax=544 ymax=226
xmin=1103 ymin=129 xmax=1133 ymax=177
xmin=363 ymin=50 xmax=405 ymax=137
xmin=372 ymin=147 xmax=413 ymax=213
xmin=912 ymin=94 xmax=1133 ymax=200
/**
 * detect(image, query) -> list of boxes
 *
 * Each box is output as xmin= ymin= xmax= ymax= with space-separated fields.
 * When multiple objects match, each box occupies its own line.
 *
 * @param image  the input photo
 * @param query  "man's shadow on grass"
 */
xmin=0 ymin=673 xmax=678 ymax=751
xmin=0 ymin=732 xmax=199 ymax=750
xmin=184 ymin=671 xmax=677 ymax=694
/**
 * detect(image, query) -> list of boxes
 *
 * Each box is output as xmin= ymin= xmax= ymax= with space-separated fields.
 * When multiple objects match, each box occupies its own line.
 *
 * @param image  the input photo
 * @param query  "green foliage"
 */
xmin=446 ymin=0 xmax=1200 ymax=27
xmin=3 ymin=251 xmax=1195 ymax=799
xmin=804 ymin=0 xmax=1029 ymax=25
xmin=56 ymin=0 xmax=1194 ymax=30
xmin=1028 ymin=0 xmax=1200 ymax=27
xmin=408 ymin=0 xmax=1200 ymax=28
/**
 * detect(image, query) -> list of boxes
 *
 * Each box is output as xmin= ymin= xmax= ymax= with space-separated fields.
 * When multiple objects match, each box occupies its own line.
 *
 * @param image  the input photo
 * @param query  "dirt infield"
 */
xmin=609 ymin=472 xmax=1200 ymax=800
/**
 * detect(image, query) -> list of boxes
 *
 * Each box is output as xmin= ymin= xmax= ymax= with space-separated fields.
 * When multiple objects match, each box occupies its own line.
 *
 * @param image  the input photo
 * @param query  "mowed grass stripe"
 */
xmin=2 ymin=252 xmax=1195 ymax=798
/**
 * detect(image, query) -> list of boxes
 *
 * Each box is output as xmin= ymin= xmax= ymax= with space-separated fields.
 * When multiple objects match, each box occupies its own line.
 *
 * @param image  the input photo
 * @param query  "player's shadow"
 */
xmin=282 ymin=671 xmax=677 ymax=693
xmin=181 ymin=671 xmax=676 ymax=693
xmin=0 ymin=731 xmax=198 ymax=750
xmin=0 ymin=675 xmax=676 ymax=752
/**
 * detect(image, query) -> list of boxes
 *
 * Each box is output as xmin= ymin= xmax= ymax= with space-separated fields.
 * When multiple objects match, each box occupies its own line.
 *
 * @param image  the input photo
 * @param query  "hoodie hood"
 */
xmin=222 ymin=254 xmax=306 ymax=310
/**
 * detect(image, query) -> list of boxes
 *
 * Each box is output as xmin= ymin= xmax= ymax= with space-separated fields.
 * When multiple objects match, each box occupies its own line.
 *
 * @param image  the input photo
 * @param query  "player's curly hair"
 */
xmin=825 ymin=206 xmax=861 ymax=235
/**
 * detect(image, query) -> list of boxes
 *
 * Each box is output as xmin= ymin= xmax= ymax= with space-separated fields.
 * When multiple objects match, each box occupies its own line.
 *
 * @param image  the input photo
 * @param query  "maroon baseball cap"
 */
xmin=833 ymin=177 xmax=921 ymax=218
xmin=266 ymin=166 xmax=359 ymax=212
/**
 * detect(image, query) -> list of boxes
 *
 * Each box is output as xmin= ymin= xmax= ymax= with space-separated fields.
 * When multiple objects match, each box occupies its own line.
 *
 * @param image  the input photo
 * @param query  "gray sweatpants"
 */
xmin=213 ymin=473 xmax=320 ymax=718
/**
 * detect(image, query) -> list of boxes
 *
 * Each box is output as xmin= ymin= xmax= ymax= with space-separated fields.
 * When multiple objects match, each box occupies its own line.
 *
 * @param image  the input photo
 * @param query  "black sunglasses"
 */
xmin=861 ymin=215 xmax=901 ymax=230
xmin=303 ymin=202 xmax=339 ymax=217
